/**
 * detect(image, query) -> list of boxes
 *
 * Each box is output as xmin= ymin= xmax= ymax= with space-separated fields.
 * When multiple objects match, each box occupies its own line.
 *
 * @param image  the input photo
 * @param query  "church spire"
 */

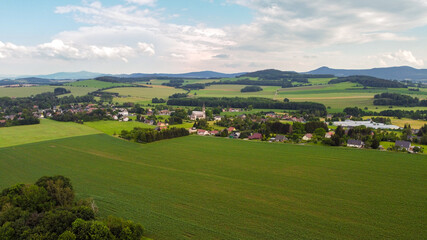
xmin=202 ymin=103 xmax=205 ymax=113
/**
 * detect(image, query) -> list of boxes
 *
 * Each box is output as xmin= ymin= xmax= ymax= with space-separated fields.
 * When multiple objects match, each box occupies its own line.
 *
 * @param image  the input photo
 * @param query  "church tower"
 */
xmin=202 ymin=103 xmax=206 ymax=113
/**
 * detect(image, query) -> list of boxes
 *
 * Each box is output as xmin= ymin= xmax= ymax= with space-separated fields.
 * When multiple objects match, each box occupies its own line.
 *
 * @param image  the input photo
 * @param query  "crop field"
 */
xmin=0 ymin=132 xmax=425 ymax=240
xmin=191 ymin=85 xmax=280 ymax=98
xmin=84 ymin=120 xmax=155 ymax=135
xmin=0 ymin=86 xmax=98 ymax=98
xmin=308 ymin=78 xmax=336 ymax=85
xmin=64 ymin=79 xmax=134 ymax=88
xmin=104 ymin=85 xmax=187 ymax=101
xmin=0 ymin=119 xmax=100 ymax=148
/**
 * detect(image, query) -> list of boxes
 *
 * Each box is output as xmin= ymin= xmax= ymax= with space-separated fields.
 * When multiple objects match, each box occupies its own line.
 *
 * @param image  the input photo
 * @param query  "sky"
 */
xmin=0 ymin=0 xmax=427 ymax=75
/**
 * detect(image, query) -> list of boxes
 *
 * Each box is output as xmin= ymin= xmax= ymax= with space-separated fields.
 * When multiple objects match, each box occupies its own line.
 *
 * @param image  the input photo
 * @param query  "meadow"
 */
xmin=104 ymin=85 xmax=187 ymax=102
xmin=0 ymin=86 xmax=98 ymax=98
xmin=84 ymin=120 xmax=155 ymax=135
xmin=64 ymin=79 xmax=134 ymax=88
xmin=186 ymin=81 xmax=427 ymax=112
xmin=190 ymin=84 xmax=280 ymax=98
xmin=0 ymin=131 xmax=425 ymax=239
xmin=0 ymin=119 xmax=100 ymax=148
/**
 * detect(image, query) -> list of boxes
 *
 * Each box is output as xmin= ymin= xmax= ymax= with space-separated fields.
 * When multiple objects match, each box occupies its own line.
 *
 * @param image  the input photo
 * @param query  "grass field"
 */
xmin=184 ymin=82 xmax=427 ymax=112
xmin=104 ymin=85 xmax=187 ymax=102
xmin=84 ymin=120 xmax=155 ymax=135
xmin=0 ymin=119 xmax=100 ymax=148
xmin=191 ymin=85 xmax=280 ymax=98
xmin=0 ymin=132 xmax=425 ymax=239
xmin=0 ymin=86 xmax=98 ymax=98
xmin=64 ymin=79 xmax=134 ymax=88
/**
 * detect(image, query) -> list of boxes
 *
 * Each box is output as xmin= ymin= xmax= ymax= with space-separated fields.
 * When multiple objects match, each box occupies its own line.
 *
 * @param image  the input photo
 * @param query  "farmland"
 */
xmin=64 ymin=79 xmax=134 ymax=88
xmin=84 ymin=120 xmax=155 ymax=135
xmin=104 ymin=85 xmax=187 ymax=102
xmin=183 ymin=81 xmax=427 ymax=112
xmin=0 ymin=132 xmax=426 ymax=239
xmin=191 ymin=84 xmax=280 ymax=98
xmin=0 ymin=85 xmax=98 ymax=98
xmin=0 ymin=119 xmax=100 ymax=148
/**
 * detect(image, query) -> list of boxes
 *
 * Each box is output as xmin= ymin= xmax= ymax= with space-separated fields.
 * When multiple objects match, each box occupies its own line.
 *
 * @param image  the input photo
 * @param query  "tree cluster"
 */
xmin=182 ymin=83 xmax=206 ymax=90
xmin=119 ymin=127 xmax=189 ymax=143
xmin=373 ymin=93 xmax=427 ymax=107
xmin=169 ymin=93 xmax=188 ymax=98
xmin=0 ymin=176 xmax=145 ymax=240
xmin=51 ymin=109 xmax=112 ymax=123
xmin=240 ymin=86 xmax=263 ymax=93
xmin=54 ymin=88 xmax=71 ymax=95
xmin=151 ymin=98 xmax=166 ymax=103
xmin=162 ymin=79 xmax=184 ymax=87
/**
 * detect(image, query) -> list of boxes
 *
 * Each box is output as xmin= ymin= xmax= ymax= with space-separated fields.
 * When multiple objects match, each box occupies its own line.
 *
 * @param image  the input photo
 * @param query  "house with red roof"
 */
xmin=248 ymin=133 xmax=262 ymax=140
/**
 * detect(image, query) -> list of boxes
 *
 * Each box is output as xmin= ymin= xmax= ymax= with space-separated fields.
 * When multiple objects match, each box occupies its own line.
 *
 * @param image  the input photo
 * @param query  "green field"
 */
xmin=183 ymin=82 xmax=427 ymax=112
xmin=65 ymin=79 xmax=134 ymax=88
xmin=104 ymin=85 xmax=187 ymax=102
xmin=191 ymin=85 xmax=280 ymax=98
xmin=0 ymin=119 xmax=100 ymax=148
xmin=0 ymin=130 xmax=425 ymax=239
xmin=84 ymin=120 xmax=155 ymax=135
xmin=0 ymin=86 xmax=98 ymax=98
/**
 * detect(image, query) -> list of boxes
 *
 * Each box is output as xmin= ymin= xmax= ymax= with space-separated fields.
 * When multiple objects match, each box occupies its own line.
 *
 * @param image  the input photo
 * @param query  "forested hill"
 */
xmin=308 ymin=66 xmax=427 ymax=81
xmin=239 ymin=69 xmax=334 ymax=80
xmin=329 ymin=75 xmax=407 ymax=88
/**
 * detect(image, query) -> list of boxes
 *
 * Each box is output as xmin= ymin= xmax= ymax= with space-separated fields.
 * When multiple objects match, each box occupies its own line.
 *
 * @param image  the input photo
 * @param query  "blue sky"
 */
xmin=1 ymin=0 xmax=426 ymax=75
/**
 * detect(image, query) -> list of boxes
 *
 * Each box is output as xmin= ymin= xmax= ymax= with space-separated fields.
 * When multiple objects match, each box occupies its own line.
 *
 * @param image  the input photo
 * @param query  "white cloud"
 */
xmin=0 ymin=39 xmax=143 ymax=63
xmin=138 ymin=42 xmax=155 ymax=56
xmin=126 ymin=0 xmax=156 ymax=6
xmin=373 ymin=50 xmax=424 ymax=67
xmin=2 ymin=0 xmax=427 ymax=74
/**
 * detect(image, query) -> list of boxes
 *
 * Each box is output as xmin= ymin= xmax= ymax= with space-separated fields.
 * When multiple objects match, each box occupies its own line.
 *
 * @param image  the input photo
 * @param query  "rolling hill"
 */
xmin=308 ymin=66 xmax=427 ymax=81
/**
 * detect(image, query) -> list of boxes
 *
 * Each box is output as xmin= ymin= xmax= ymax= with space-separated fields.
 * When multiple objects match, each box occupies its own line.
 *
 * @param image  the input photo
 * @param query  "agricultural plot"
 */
xmin=64 ymin=79 xmax=134 ymax=88
xmin=0 ymin=119 xmax=100 ymax=148
xmin=0 ymin=86 xmax=97 ymax=98
xmin=277 ymin=83 xmax=427 ymax=112
xmin=104 ymin=85 xmax=187 ymax=102
xmin=0 ymin=134 xmax=425 ymax=240
xmin=84 ymin=120 xmax=155 ymax=135
xmin=191 ymin=85 xmax=280 ymax=98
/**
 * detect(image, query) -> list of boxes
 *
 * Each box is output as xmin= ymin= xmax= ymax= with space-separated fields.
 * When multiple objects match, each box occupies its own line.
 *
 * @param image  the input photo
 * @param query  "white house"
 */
xmin=302 ymin=133 xmax=313 ymax=141
xmin=118 ymin=109 xmax=129 ymax=117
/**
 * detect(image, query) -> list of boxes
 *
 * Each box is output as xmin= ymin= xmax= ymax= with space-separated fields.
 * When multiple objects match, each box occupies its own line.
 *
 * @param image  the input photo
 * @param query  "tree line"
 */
xmin=167 ymin=97 xmax=327 ymax=116
xmin=329 ymin=76 xmax=406 ymax=88
xmin=239 ymin=69 xmax=333 ymax=81
xmin=51 ymin=109 xmax=112 ymax=123
xmin=119 ymin=127 xmax=189 ymax=143
xmin=0 ymin=176 xmax=146 ymax=240
xmin=373 ymin=93 xmax=427 ymax=107
xmin=343 ymin=107 xmax=427 ymax=120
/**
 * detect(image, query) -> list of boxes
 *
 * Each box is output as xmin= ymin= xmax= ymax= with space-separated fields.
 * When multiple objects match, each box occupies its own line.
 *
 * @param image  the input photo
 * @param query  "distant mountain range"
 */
xmin=307 ymin=66 xmax=427 ymax=81
xmin=1 ymin=66 xmax=427 ymax=84
xmin=116 ymin=71 xmax=246 ymax=79
xmin=1 ymin=71 xmax=244 ymax=81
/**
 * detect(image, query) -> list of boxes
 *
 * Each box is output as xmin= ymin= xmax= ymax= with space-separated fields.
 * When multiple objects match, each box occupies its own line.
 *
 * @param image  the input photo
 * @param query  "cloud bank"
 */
xmin=1 ymin=0 xmax=426 ymax=73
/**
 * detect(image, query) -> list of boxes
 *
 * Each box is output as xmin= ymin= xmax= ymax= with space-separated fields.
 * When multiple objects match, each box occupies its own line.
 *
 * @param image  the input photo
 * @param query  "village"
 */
xmin=2 ymin=99 xmax=423 ymax=153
